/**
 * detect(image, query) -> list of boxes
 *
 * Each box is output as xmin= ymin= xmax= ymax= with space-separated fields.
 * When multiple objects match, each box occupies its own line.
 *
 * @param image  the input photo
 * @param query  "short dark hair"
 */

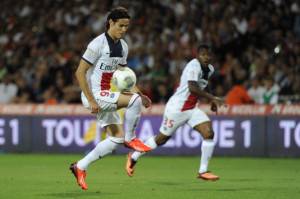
xmin=197 ymin=44 xmax=211 ymax=52
xmin=106 ymin=7 xmax=130 ymax=29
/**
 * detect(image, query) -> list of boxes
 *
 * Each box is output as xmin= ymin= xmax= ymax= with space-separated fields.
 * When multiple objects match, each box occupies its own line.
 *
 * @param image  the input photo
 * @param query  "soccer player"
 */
xmin=70 ymin=7 xmax=152 ymax=190
xmin=126 ymin=44 xmax=225 ymax=181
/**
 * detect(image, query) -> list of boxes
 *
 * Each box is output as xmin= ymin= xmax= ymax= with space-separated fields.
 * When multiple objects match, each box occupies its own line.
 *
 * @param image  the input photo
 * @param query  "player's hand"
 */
xmin=140 ymin=94 xmax=152 ymax=108
xmin=210 ymin=97 xmax=225 ymax=114
xmin=89 ymin=100 xmax=100 ymax=114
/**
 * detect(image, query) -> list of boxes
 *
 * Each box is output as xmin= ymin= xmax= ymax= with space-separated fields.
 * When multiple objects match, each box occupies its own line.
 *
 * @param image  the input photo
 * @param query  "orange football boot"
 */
xmin=124 ymin=138 xmax=151 ymax=152
xmin=197 ymin=171 xmax=220 ymax=181
xmin=69 ymin=163 xmax=88 ymax=190
xmin=125 ymin=152 xmax=137 ymax=177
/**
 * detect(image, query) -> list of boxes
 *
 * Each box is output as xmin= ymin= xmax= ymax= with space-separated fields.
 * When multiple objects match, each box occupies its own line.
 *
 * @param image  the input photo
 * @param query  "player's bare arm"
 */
xmin=188 ymin=80 xmax=224 ymax=112
xmin=132 ymin=86 xmax=152 ymax=108
xmin=75 ymin=59 xmax=100 ymax=113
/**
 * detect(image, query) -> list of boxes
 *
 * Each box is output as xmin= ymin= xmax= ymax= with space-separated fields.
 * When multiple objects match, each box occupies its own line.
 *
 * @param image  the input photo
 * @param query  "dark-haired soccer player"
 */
xmin=126 ymin=44 xmax=225 ymax=181
xmin=70 ymin=7 xmax=152 ymax=190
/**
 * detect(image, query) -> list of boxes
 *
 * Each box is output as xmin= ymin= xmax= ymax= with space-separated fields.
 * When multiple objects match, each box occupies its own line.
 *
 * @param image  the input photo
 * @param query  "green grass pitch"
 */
xmin=0 ymin=154 xmax=299 ymax=199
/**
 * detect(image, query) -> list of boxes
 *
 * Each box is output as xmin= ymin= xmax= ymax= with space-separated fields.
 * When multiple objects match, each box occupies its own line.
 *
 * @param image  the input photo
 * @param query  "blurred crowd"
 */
xmin=0 ymin=0 xmax=299 ymax=105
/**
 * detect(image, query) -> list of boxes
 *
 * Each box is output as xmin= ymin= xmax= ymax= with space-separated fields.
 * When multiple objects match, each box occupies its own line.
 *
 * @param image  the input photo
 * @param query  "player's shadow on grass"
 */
xmin=40 ymin=191 xmax=118 ymax=198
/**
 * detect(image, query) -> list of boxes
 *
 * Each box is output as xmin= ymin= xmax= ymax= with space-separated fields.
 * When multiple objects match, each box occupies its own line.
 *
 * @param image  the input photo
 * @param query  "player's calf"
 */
xmin=194 ymin=121 xmax=214 ymax=140
xmin=203 ymin=129 xmax=214 ymax=139
xmin=155 ymin=133 xmax=171 ymax=146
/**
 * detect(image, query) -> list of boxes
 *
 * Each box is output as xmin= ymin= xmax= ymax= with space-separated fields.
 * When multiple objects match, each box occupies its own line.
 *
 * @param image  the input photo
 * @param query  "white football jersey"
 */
xmin=82 ymin=32 xmax=128 ymax=93
xmin=166 ymin=58 xmax=214 ymax=111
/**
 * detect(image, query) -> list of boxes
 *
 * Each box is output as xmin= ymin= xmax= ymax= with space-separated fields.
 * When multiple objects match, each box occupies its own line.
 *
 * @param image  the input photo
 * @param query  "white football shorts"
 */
xmin=159 ymin=107 xmax=210 ymax=136
xmin=81 ymin=91 xmax=122 ymax=128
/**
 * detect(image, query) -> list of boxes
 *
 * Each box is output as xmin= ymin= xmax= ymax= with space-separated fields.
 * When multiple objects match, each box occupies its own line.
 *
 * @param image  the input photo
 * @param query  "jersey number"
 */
xmin=100 ymin=91 xmax=109 ymax=97
xmin=163 ymin=118 xmax=174 ymax=128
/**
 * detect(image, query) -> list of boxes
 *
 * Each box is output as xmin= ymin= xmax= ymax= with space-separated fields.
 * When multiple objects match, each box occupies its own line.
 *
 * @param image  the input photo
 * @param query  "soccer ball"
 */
xmin=112 ymin=67 xmax=137 ymax=91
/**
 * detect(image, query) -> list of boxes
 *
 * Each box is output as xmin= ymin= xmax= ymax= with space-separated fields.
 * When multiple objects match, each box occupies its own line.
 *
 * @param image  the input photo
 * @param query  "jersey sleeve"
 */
xmin=186 ymin=60 xmax=201 ymax=81
xmin=119 ymin=40 xmax=128 ymax=66
xmin=82 ymin=38 xmax=101 ymax=65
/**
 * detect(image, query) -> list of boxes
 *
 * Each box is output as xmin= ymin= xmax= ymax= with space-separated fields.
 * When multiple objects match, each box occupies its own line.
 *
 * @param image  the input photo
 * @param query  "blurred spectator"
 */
xmin=0 ymin=62 xmax=7 ymax=81
xmin=263 ymin=76 xmax=280 ymax=104
xmin=0 ymin=76 xmax=18 ymax=104
xmin=137 ymin=79 xmax=154 ymax=101
xmin=152 ymin=82 xmax=172 ymax=103
xmin=42 ymin=86 xmax=58 ymax=105
xmin=12 ymin=72 xmax=34 ymax=103
xmin=248 ymin=77 xmax=265 ymax=104
xmin=225 ymin=75 xmax=254 ymax=105
xmin=279 ymin=71 xmax=295 ymax=95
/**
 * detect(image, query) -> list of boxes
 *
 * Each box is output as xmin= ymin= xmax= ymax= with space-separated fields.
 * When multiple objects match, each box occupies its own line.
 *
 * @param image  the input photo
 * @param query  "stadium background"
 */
xmin=1 ymin=0 xmax=299 ymax=104
xmin=0 ymin=0 xmax=300 ymax=199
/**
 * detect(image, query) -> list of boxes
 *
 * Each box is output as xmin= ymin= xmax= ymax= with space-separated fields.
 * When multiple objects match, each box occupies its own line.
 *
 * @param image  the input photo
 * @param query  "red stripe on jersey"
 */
xmin=100 ymin=72 xmax=113 ymax=90
xmin=181 ymin=94 xmax=198 ymax=111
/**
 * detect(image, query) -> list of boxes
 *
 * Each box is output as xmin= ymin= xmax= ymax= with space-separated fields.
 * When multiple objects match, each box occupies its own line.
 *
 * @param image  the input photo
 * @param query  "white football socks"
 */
xmin=199 ymin=139 xmax=215 ymax=174
xmin=125 ymin=94 xmax=142 ymax=142
xmin=77 ymin=136 xmax=123 ymax=170
xmin=131 ymin=136 xmax=157 ymax=161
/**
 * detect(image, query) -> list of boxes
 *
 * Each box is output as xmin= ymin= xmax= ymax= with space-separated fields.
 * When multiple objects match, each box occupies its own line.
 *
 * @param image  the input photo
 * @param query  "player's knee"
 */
xmin=203 ymin=129 xmax=214 ymax=140
xmin=155 ymin=134 xmax=170 ymax=146
xmin=128 ymin=93 xmax=141 ymax=108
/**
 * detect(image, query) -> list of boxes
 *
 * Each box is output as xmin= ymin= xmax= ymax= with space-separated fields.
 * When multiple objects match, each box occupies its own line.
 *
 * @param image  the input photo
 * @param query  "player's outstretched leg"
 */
xmin=198 ymin=140 xmax=219 ymax=181
xmin=123 ymin=94 xmax=151 ymax=152
xmin=70 ymin=136 xmax=123 ymax=189
xmin=126 ymin=134 xmax=169 ymax=176
xmin=194 ymin=122 xmax=219 ymax=181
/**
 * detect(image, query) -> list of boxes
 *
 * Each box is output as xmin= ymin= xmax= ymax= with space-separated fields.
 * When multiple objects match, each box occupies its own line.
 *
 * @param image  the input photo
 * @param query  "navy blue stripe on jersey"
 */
xmin=81 ymin=57 xmax=93 ymax=65
xmin=105 ymin=32 xmax=123 ymax=58
xmin=201 ymin=64 xmax=210 ymax=80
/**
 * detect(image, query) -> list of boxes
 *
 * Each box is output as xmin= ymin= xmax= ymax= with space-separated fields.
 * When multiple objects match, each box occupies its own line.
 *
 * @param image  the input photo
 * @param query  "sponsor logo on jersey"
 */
xmin=99 ymin=63 xmax=117 ymax=71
